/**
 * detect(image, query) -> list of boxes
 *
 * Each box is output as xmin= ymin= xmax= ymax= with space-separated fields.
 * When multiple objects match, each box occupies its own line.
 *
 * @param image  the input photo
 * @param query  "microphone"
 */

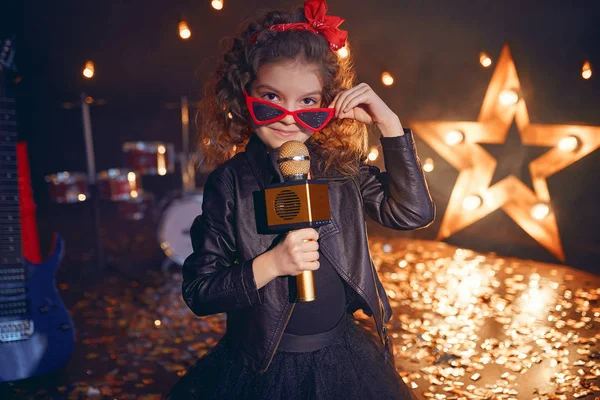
xmin=264 ymin=141 xmax=331 ymax=302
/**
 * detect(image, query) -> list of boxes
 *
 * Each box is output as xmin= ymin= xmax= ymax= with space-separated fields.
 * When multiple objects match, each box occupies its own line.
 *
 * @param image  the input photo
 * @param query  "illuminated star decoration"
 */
xmin=411 ymin=45 xmax=600 ymax=262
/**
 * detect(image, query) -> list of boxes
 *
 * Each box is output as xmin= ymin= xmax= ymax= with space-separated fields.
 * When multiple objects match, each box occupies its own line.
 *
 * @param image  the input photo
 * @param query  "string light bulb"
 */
xmin=82 ymin=61 xmax=95 ymax=79
xmin=381 ymin=72 xmax=394 ymax=86
xmin=211 ymin=0 xmax=224 ymax=10
xmin=499 ymin=89 xmax=519 ymax=106
xmin=479 ymin=52 xmax=492 ymax=68
xmin=582 ymin=61 xmax=592 ymax=80
xmin=179 ymin=21 xmax=191 ymax=39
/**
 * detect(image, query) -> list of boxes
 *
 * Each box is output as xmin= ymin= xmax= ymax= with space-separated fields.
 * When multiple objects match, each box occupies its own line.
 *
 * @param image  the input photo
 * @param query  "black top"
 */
xmin=284 ymin=250 xmax=347 ymax=335
xmin=267 ymin=149 xmax=347 ymax=335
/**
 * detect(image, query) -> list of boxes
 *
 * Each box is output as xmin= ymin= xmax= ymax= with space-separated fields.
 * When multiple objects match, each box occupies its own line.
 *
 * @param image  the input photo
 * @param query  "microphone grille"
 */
xmin=278 ymin=140 xmax=310 ymax=178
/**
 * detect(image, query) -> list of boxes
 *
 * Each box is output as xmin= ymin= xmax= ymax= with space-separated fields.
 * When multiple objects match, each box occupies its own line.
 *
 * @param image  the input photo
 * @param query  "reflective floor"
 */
xmin=2 ymin=204 xmax=599 ymax=399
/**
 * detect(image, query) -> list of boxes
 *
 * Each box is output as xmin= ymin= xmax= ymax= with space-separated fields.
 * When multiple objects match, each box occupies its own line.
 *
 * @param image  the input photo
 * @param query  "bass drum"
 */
xmin=157 ymin=191 xmax=203 ymax=266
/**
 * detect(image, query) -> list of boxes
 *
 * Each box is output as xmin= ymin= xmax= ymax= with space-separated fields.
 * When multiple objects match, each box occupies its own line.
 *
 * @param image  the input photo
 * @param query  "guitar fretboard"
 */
xmin=0 ymin=71 xmax=25 ymax=279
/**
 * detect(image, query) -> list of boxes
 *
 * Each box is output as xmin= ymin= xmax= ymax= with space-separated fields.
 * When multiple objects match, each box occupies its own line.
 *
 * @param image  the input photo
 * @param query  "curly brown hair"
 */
xmin=196 ymin=4 xmax=368 ymax=176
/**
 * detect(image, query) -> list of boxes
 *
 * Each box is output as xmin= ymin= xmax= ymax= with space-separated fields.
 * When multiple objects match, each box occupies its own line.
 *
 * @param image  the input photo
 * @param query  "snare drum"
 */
xmin=122 ymin=141 xmax=175 ymax=176
xmin=117 ymin=192 xmax=155 ymax=221
xmin=97 ymin=168 xmax=141 ymax=201
xmin=45 ymin=171 xmax=89 ymax=203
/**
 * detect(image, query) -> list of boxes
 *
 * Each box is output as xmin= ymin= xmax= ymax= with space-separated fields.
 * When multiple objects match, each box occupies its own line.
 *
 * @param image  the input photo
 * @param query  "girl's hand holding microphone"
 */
xmin=253 ymin=228 xmax=320 ymax=289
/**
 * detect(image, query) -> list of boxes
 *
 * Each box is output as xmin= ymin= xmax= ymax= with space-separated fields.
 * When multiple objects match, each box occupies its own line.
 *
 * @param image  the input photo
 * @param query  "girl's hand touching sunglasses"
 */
xmin=328 ymin=83 xmax=402 ymax=135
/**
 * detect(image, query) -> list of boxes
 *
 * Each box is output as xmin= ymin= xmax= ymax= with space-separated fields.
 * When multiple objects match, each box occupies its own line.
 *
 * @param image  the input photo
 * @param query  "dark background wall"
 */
xmin=2 ymin=0 xmax=600 ymax=271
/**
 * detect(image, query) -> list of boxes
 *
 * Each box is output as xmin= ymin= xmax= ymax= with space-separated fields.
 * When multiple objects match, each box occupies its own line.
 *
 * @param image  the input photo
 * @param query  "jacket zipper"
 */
xmin=370 ymin=256 xmax=392 ymax=362
xmin=262 ymin=301 xmax=296 ymax=372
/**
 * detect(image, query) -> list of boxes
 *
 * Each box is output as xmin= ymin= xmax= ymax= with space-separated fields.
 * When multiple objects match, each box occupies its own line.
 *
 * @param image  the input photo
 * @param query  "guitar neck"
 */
xmin=0 ymin=46 xmax=41 ymax=267
xmin=0 ymin=94 xmax=23 ymax=268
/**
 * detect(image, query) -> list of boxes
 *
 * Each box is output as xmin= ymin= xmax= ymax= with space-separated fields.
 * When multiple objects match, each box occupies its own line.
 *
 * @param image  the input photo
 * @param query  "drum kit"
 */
xmin=45 ymin=95 xmax=204 ymax=269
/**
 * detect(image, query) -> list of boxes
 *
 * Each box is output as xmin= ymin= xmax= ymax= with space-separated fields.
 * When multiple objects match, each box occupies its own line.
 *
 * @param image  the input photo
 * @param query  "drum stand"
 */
xmin=156 ymin=96 xmax=205 ymax=271
xmin=80 ymin=92 xmax=104 ymax=273
xmin=80 ymin=93 xmax=140 ymax=281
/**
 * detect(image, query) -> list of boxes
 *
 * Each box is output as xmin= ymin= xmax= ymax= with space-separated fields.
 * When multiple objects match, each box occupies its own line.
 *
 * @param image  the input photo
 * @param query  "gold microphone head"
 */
xmin=278 ymin=140 xmax=310 ymax=180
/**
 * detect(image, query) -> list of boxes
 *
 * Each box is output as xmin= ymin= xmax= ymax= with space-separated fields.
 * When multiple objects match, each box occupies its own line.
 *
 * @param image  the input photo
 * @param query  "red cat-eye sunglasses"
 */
xmin=243 ymin=89 xmax=335 ymax=132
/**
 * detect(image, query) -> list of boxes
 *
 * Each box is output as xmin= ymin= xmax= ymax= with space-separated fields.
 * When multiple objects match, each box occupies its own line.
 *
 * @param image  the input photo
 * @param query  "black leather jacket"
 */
xmin=182 ymin=129 xmax=435 ymax=372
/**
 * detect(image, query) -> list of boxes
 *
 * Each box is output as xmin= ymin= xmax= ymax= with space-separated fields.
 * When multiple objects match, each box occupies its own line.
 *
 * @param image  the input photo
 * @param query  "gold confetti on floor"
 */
xmin=369 ymin=237 xmax=600 ymax=400
xmin=4 ymin=226 xmax=599 ymax=399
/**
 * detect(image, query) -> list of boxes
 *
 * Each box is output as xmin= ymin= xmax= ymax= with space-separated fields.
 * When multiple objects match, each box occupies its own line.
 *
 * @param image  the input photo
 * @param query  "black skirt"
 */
xmin=165 ymin=315 xmax=417 ymax=400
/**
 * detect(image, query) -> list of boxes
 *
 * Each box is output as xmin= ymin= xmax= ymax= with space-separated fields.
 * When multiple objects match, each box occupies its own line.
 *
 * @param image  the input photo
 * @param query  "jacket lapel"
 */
xmin=244 ymin=134 xmax=278 ymax=190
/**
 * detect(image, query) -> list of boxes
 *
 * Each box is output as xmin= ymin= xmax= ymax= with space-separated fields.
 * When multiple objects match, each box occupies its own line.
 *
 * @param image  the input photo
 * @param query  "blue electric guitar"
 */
xmin=0 ymin=37 xmax=75 ymax=382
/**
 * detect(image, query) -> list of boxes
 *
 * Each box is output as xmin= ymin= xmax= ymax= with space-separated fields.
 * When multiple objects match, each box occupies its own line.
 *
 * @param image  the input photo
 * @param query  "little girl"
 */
xmin=167 ymin=0 xmax=434 ymax=398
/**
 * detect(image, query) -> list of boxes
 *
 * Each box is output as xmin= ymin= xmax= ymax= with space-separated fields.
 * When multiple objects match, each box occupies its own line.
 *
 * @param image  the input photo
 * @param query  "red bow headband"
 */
xmin=250 ymin=0 xmax=348 ymax=51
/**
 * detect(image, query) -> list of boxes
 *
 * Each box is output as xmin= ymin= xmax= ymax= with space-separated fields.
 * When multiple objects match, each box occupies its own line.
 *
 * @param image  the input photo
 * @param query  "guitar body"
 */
xmin=0 ymin=235 xmax=75 ymax=382
xmin=0 ymin=37 xmax=75 ymax=382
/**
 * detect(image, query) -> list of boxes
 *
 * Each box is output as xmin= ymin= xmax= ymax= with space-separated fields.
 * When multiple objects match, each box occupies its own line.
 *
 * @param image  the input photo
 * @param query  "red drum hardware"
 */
xmin=117 ymin=192 xmax=155 ymax=221
xmin=45 ymin=94 xmax=201 ymax=272
xmin=44 ymin=172 xmax=89 ymax=203
xmin=96 ymin=168 xmax=141 ymax=202
xmin=122 ymin=142 xmax=175 ymax=176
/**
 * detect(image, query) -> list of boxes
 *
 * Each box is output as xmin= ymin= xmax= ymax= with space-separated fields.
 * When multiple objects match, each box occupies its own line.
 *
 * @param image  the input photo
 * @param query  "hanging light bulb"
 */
xmin=479 ymin=52 xmax=492 ymax=68
xmin=582 ymin=61 xmax=592 ymax=80
xmin=337 ymin=47 xmax=349 ymax=59
xmin=381 ymin=72 xmax=394 ymax=86
xmin=423 ymin=157 xmax=435 ymax=172
xmin=499 ymin=89 xmax=519 ymax=106
xmin=82 ymin=61 xmax=95 ymax=78
xmin=444 ymin=130 xmax=465 ymax=146
xmin=179 ymin=21 xmax=191 ymax=39
xmin=211 ymin=0 xmax=224 ymax=10
xmin=368 ymin=147 xmax=379 ymax=161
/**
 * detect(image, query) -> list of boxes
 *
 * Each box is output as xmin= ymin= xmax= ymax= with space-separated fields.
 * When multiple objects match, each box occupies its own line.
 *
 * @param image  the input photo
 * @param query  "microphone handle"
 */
xmin=296 ymin=270 xmax=316 ymax=302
